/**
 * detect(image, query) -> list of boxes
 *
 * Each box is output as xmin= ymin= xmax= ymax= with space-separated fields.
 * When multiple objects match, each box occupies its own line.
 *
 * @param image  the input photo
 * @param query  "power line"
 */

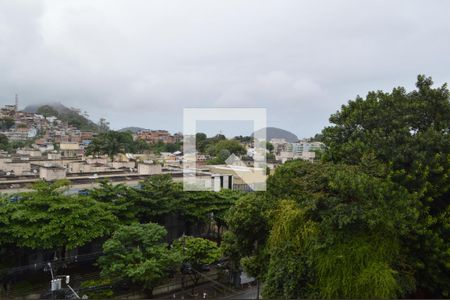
xmin=0 ymin=251 xmax=103 ymax=275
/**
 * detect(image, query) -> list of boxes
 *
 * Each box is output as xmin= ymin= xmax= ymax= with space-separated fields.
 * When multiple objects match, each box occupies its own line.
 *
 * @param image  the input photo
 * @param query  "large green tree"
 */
xmin=264 ymin=200 xmax=317 ymax=299
xmin=207 ymin=139 xmax=246 ymax=157
xmin=322 ymin=75 xmax=450 ymax=297
xmin=224 ymin=192 xmax=271 ymax=296
xmin=239 ymin=160 xmax=418 ymax=299
xmin=89 ymin=181 xmax=138 ymax=224
xmin=134 ymin=174 xmax=183 ymax=223
xmin=225 ymin=193 xmax=270 ymax=258
xmin=86 ymin=131 xmax=148 ymax=159
xmin=88 ymin=175 xmax=242 ymax=238
xmin=224 ymin=75 xmax=450 ymax=298
xmin=2 ymin=180 xmax=116 ymax=253
xmin=98 ymin=223 xmax=178 ymax=297
xmin=172 ymin=236 xmax=221 ymax=290
xmin=196 ymin=132 xmax=208 ymax=153
xmin=181 ymin=189 xmax=242 ymax=240
xmin=0 ymin=134 xmax=9 ymax=151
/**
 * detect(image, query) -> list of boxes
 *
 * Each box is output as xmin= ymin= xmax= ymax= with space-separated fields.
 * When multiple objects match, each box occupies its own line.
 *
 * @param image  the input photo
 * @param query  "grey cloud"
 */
xmin=0 ymin=0 xmax=449 ymax=137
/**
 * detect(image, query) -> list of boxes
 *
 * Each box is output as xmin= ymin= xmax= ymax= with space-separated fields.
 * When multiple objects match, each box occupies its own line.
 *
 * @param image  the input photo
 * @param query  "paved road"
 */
xmin=156 ymin=283 xmax=258 ymax=300
xmin=224 ymin=286 xmax=258 ymax=299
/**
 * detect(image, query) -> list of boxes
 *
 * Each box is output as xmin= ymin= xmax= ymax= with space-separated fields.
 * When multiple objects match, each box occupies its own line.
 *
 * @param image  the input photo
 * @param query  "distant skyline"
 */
xmin=1 ymin=1 xmax=450 ymax=137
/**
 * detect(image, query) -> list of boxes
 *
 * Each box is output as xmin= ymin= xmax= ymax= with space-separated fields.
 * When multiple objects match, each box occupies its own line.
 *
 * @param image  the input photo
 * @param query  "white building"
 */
xmin=137 ymin=162 xmax=162 ymax=175
xmin=39 ymin=165 xmax=66 ymax=180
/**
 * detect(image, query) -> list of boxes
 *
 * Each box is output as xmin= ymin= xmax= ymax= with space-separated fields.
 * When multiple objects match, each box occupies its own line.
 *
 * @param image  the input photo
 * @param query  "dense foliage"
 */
xmin=85 ymin=130 xmax=150 ymax=159
xmin=98 ymin=223 xmax=178 ymax=297
xmin=0 ymin=180 xmax=116 ymax=251
xmin=0 ymin=117 xmax=15 ymax=130
xmin=0 ymin=175 xmax=241 ymax=297
xmin=172 ymin=236 xmax=221 ymax=288
xmin=206 ymin=139 xmax=246 ymax=164
xmin=225 ymin=75 xmax=449 ymax=298
xmin=0 ymin=134 xmax=9 ymax=151
xmin=322 ymin=75 xmax=450 ymax=297
xmin=195 ymin=133 xmax=226 ymax=154
xmin=89 ymin=181 xmax=138 ymax=224
xmin=0 ymin=134 xmax=35 ymax=153
xmin=147 ymin=140 xmax=182 ymax=154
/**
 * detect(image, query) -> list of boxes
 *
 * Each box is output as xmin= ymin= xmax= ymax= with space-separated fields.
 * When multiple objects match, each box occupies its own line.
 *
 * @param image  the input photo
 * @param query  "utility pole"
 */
xmin=48 ymin=263 xmax=57 ymax=300
xmin=256 ymin=279 xmax=260 ymax=300
xmin=181 ymin=233 xmax=186 ymax=295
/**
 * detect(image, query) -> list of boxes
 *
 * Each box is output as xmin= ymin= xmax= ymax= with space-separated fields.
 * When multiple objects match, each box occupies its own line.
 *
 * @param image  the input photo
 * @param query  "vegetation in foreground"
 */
xmin=223 ymin=75 xmax=449 ymax=298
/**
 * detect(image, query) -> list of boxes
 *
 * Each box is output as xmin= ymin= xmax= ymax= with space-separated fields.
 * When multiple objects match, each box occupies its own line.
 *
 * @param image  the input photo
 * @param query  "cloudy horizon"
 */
xmin=1 ymin=0 xmax=450 ymax=138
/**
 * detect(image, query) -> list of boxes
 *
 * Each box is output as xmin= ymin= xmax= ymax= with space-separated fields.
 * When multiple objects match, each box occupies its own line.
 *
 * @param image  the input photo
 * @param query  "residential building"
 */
xmin=136 ymin=130 xmax=182 ymax=144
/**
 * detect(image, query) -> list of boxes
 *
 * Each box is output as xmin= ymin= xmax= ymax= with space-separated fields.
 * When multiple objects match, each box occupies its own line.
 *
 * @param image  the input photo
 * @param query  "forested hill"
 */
xmin=23 ymin=103 xmax=99 ymax=132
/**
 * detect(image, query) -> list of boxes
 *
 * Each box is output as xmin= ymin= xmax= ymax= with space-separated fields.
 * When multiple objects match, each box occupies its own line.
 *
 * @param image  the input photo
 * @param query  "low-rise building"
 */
xmin=136 ymin=130 xmax=182 ymax=144
xmin=47 ymin=152 xmax=62 ymax=160
xmin=1 ymin=161 xmax=32 ymax=175
xmin=16 ymin=148 xmax=42 ymax=157
xmin=111 ymin=161 xmax=136 ymax=170
xmin=276 ymin=151 xmax=294 ymax=163
xmin=207 ymin=165 xmax=267 ymax=191
xmin=86 ymin=157 xmax=108 ymax=165
xmin=39 ymin=165 xmax=66 ymax=181
xmin=59 ymin=142 xmax=82 ymax=158
xmin=138 ymin=162 xmax=162 ymax=175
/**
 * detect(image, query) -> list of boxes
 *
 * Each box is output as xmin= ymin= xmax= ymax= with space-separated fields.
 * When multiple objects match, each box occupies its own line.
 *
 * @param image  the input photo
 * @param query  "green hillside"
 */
xmin=25 ymin=103 xmax=99 ymax=132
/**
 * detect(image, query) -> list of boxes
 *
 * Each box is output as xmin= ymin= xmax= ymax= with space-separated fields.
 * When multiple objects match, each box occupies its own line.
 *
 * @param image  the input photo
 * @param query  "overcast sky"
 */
xmin=1 ymin=0 xmax=450 ymax=137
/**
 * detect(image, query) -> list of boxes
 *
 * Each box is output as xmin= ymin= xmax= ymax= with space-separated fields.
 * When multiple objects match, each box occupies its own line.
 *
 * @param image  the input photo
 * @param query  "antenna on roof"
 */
xmin=15 ymin=94 xmax=19 ymax=110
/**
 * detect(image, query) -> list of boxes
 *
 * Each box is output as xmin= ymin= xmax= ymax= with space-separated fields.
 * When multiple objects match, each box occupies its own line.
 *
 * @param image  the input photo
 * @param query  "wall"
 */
xmin=138 ymin=163 xmax=162 ymax=175
xmin=111 ymin=161 xmax=135 ymax=170
xmin=2 ymin=162 xmax=32 ymax=175
xmin=39 ymin=167 xmax=67 ymax=180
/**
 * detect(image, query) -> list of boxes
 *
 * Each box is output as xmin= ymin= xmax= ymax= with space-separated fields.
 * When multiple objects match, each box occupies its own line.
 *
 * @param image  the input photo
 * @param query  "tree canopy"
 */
xmin=322 ymin=75 xmax=450 ymax=297
xmin=225 ymin=75 xmax=449 ymax=299
xmin=0 ymin=134 xmax=9 ymax=151
xmin=98 ymin=223 xmax=178 ymax=296
xmin=206 ymin=139 xmax=246 ymax=164
xmin=89 ymin=181 xmax=138 ymax=224
xmin=0 ymin=180 xmax=116 ymax=251
xmin=86 ymin=130 xmax=150 ymax=159
xmin=172 ymin=236 xmax=221 ymax=288
xmin=0 ymin=117 xmax=15 ymax=130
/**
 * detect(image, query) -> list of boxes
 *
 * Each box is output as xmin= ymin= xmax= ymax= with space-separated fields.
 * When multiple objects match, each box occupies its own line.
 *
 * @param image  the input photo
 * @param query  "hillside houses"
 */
xmin=136 ymin=129 xmax=182 ymax=144
xmin=0 ymin=102 xmax=95 ymax=146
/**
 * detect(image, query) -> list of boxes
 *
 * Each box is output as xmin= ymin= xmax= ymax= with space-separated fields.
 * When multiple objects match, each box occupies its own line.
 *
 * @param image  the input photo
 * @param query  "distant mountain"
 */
xmin=253 ymin=127 xmax=298 ymax=143
xmin=119 ymin=127 xmax=148 ymax=133
xmin=23 ymin=103 xmax=99 ymax=132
